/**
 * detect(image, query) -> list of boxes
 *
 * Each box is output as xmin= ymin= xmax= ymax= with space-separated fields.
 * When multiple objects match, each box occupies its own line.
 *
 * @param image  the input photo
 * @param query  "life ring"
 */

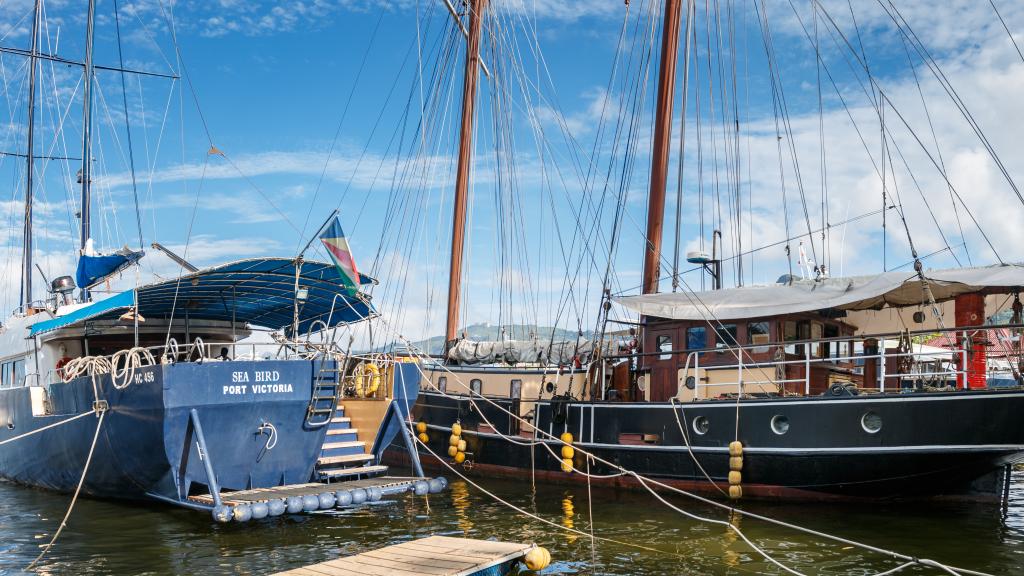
xmin=353 ymin=362 xmax=381 ymax=397
xmin=55 ymin=356 xmax=72 ymax=379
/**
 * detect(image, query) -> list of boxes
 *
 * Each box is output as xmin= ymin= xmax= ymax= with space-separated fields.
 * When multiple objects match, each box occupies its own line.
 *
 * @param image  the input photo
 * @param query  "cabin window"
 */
xmin=771 ymin=415 xmax=790 ymax=435
xmin=470 ymin=379 xmax=483 ymax=396
xmin=437 ymin=376 xmax=447 ymax=394
xmin=811 ymin=323 xmax=824 ymax=357
xmin=692 ymin=415 xmax=710 ymax=435
xmin=0 ymin=362 xmax=9 ymax=388
xmin=748 ymin=322 xmax=770 ymax=352
xmin=715 ymin=324 xmax=738 ymax=350
xmin=12 ymin=360 xmax=24 ymax=387
xmin=861 ymin=411 xmax=883 ymax=434
xmin=657 ymin=335 xmax=673 ymax=360
xmin=686 ymin=327 xmax=706 ymax=351
xmin=837 ymin=340 xmax=852 ymax=360
xmin=822 ymin=324 xmax=840 ymax=358
xmin=783 ymin=321 xmax=798 ymax=354
xmin=789 ymin=320 xmax=811 ymax=356
xmin=510 ymin=379 xmax=522 ymax=398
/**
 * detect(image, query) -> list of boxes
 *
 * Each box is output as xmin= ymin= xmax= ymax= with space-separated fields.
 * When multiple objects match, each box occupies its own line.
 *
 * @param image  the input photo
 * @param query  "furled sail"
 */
xmin=447 ymin=338 xmax=601 ymax=366
xmin=75 ymin=242 xmax=145 ymax=289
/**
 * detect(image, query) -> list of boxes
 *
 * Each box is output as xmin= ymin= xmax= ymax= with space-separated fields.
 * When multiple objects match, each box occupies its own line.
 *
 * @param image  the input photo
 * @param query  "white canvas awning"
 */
xmin=615 ymin=264 xmax=1024 ymax=325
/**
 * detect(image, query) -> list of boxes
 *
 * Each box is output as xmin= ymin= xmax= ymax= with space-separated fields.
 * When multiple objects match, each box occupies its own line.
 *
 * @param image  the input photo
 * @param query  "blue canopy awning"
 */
xmin=31 ymin=257 xmax=376 ymax=337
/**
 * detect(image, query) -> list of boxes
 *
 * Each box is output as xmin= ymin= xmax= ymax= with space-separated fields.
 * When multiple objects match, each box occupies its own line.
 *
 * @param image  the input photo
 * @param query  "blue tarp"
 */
xmin=76 ymin=249 xmax=145 ymax=289
xmin=32 ymin=257 xmax=376 ymax=337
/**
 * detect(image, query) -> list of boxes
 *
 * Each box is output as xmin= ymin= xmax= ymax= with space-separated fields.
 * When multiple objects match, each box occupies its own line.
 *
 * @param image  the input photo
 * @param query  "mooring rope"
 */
xmin=0 ymin=409 xmax=98 ymax=446
xmin=26 ymin=409 xmax=106 ymax=571
xmin=331 ymin=297 xmax=989 ymax=576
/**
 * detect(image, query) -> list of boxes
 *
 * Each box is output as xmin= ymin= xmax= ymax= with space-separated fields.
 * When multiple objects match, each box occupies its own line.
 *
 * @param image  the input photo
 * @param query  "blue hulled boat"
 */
xmin=0 ymin=257 xmax=422 ymax=509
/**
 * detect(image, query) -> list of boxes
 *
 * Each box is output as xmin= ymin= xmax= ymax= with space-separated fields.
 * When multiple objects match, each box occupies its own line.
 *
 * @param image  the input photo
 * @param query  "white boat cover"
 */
xmin=447 ymin=338 xmax=596 ymax=365
xmin=615 ymin=264 xmax=1024 ymax=321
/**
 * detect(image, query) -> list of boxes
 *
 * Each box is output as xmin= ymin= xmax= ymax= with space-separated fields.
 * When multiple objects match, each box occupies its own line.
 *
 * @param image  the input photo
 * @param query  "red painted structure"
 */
xmin=955 ymin=293 xmax=987 ymax=389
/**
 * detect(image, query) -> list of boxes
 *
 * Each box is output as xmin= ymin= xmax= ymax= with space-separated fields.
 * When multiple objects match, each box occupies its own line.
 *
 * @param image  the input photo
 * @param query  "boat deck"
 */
xmin=188 ymin=476 xmax=422 ymax=506
xmin=271 ymin=536 xmax=535 ymax=576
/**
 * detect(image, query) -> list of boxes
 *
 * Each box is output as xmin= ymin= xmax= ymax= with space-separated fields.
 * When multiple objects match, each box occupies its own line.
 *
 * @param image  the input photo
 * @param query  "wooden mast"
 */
xmin=641 ymin=0 xmax=684 ymax=295
xmin=445 ymin=0 xmax=488 ymax=344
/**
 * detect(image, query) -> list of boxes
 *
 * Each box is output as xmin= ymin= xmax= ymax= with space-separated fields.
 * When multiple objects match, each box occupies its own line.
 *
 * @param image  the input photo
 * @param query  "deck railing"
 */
xmin=682 ymin=345 xmax=968 ymax=399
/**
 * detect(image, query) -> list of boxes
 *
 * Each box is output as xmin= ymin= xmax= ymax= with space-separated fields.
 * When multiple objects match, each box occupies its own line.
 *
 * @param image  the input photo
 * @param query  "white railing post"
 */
xmin=960 ymin=334 xmax=968 ymax=390
xmin=738 ymin=351 xmax=744 ymax=398
xmin=695 ymin=352 xmax=701 ymax=398
xmin=879 ymin=348 xmax=886 ymax=393
xmin=804 ymin=343 xmax=811 ymax=395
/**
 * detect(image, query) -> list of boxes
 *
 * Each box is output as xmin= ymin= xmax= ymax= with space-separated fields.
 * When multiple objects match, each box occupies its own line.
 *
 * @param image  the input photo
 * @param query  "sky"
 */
xmin=0 ymin=0 xmax=1023 ymax=342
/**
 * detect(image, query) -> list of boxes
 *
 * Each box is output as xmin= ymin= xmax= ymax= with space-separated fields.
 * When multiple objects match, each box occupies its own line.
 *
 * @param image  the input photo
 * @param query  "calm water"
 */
xmin=1 ymin=468 xmax=1022 ymax=575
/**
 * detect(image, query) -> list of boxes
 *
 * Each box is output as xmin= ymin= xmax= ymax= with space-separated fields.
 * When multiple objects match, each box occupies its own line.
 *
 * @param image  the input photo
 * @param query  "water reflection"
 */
xmin=0 ymin=466 xmax=1021 ymax=575
xmin=561 ymin=494 xmax=577 ymax=545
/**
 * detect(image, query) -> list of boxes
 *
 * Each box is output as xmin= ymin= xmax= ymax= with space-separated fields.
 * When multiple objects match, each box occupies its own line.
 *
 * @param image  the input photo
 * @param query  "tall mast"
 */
xmin=445 ymin=0 xmax=488 ymax=344
xmin=21 ymin=0 xmax=42 ymax=310
xmin=80 ymin=0 xmax=97 ymax=299
xmin=641 ymin=0 xmax=684 ymax=295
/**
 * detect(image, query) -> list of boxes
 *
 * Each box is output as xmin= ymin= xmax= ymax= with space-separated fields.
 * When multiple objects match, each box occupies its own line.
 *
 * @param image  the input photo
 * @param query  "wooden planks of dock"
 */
xmin=189 ymin=476 xmax=423 ymax=507
xmin=272 ymin=535 xmax=535 ymax=576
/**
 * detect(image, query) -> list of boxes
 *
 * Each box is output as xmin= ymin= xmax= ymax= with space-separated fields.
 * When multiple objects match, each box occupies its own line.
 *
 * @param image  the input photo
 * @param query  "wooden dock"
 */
xmin=189 ymin=476 xmax=423 ymax=507
xmin=271 ymin=535 xmax=536 ymax=576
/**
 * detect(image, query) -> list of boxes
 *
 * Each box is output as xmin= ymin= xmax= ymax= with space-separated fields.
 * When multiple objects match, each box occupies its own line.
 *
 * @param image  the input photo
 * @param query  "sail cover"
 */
xmin=447 ymin=338 xmax=604 ymax=365
xmin=614 ymin=264 xmax=1024 ymax=321
xmin=75 ymin=247 xmax=145 ymax=289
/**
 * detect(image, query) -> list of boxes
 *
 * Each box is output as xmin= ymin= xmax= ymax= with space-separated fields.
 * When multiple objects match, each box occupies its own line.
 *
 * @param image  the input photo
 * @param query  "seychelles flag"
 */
xmin=320 ymin=217 xmax=361 ymax=293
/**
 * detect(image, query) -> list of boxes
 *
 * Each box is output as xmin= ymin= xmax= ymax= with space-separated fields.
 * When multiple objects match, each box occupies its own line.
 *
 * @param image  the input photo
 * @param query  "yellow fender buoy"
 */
xmin=448 ymin=445 xmax=459 ymax=457
xmin=524 ymin=546 xmax=551 ymax=571
xmin=729 ymin=456 xmax=743 ymax=471
xmin=449 ymin=434 xmax=461 ymax=447
xmin=561 ymin=445 xmax=574 ymax=459
xmin=729 ymin=485 xmax=743 ymax=499
xmin=560 ymin=432 xmax=573 ymax=444
xmin=454 ymin=452 xmax=466 ymax=464
xmin=416 ymin=421 xmax=427 ymax=434
xmin=560 ymin=458 xmax=573 ymax=473
xmin=452 ymin=422 xmax=463 ymax=436
xmin=457 ymin=439 xmax=467 ymax=452
xmin=417 ymin=432 xmax=429 ymax=444
xmin=729 ymin=441 xmax=744 ymax=457
xmin=728 ymin=470 xmax=742 ymax=485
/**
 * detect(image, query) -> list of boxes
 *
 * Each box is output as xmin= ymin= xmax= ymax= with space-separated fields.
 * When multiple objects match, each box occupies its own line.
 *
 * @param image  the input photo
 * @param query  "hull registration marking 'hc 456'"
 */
xmin=223 ymin=370 xmax=294 ymax=395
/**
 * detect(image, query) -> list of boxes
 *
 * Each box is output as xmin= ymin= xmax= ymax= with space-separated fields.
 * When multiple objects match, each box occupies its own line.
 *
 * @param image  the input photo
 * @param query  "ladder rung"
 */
xmin=322 ymin=438 xmax=362 ymax=450
xmin=320 ymin=465 xmax=388 ymax=478
xmin=317 ymin=453 xmax=374 ymax=466
xmin=325 ymin=428 xmax=359 ymax=437
xmin=330 ymin=416 xmax=351 ymax=424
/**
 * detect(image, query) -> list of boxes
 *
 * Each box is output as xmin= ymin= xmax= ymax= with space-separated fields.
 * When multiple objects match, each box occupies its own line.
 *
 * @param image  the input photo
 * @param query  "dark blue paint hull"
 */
xmin=0 ymin=360 xmax=328 ymax=502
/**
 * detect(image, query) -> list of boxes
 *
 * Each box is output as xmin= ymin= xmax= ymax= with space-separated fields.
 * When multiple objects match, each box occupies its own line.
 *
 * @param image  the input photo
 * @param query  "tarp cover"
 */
xmin=615 ymin=263 xmax=1024 ymax=321
xmin=32 ymin=257 xmax=374 ymax=337
xmin=75 ymin=247 xmax=145 ymax=289
xmin=447 ymin=338 xmax=597 ymax=365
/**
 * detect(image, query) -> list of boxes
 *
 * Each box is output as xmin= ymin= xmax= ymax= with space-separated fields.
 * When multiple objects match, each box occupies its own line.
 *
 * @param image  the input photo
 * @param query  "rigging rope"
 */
xmin=334 ymin=296 xmax=985 ymax=576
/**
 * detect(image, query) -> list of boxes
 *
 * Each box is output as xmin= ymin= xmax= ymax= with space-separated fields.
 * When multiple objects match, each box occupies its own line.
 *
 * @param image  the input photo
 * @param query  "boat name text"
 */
xmin=224 ymin=371 xmax=293 ymax=395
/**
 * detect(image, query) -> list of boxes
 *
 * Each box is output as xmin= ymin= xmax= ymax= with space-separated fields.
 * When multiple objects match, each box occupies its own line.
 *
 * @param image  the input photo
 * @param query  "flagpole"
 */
xmin=297 ymin=209 xmax=340 ymax=259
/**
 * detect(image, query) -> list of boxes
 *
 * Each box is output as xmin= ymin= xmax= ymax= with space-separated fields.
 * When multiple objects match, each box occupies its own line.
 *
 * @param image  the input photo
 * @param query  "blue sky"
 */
xmin=1 ymin=0 xmax=1023 ymax=340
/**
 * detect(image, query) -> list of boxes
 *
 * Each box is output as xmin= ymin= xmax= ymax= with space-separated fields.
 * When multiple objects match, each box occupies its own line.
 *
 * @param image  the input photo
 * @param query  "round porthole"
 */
xmin=684 ymin=376 xmax=696 ymax=390
xmin=692 ymin=415 xmax=709 ymax=435
xmin=861 ymin=411 xmax=882 ymax=434
xmin=545 ymin=381 xmax=556 ymax=393
xmin=770 ymin=415 xmax=789 ymax=435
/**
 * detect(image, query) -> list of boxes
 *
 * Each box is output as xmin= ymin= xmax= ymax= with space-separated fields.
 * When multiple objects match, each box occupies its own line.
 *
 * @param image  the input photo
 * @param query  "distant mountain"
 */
xmin=396 ymin=323 xmax=593 ymax=355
